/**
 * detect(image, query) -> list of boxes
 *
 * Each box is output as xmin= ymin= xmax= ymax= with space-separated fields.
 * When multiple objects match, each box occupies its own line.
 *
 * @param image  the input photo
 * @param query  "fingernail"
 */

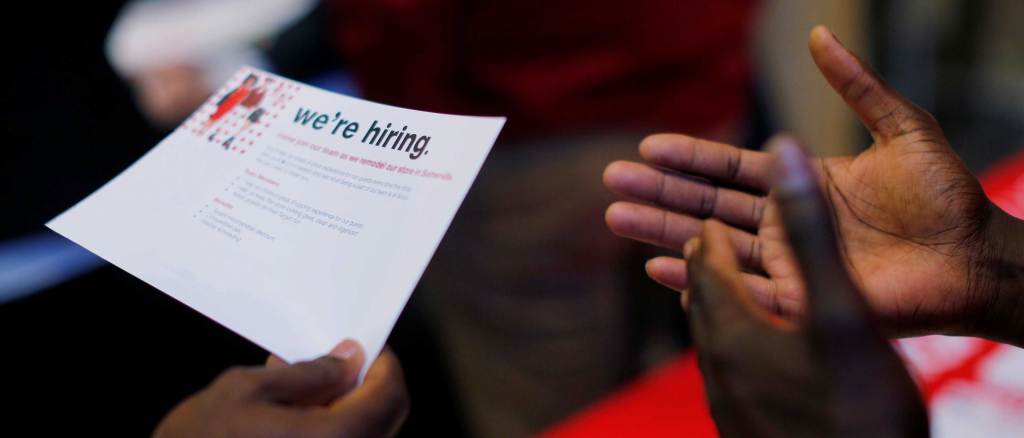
xmin=331 ymin=339 xmax=360 ymax=361
xmin=683 ymin=238 xmax=701 ymax=259
xmin=768 ymin=135 xmax=814 ymax=194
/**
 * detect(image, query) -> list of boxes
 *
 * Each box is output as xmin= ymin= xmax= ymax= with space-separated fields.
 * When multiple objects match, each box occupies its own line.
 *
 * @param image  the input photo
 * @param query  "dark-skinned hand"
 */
xmin=604 ymin=26 xmax=1024 ymax=344
xmin=153 ymin=340 xmax=408 ymax=438
xmin=685 ymin=137 xmax=928 ymax=438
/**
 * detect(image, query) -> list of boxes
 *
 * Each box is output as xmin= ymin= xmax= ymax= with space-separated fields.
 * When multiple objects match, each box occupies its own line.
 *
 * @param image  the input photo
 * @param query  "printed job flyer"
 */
xmin=47 ymin=67 xmax=505 ymax=368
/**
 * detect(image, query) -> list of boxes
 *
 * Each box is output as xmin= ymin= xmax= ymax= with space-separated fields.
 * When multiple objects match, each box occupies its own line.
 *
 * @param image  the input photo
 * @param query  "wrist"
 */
xmin=966 ymin=207 xmax=1024 ymax=345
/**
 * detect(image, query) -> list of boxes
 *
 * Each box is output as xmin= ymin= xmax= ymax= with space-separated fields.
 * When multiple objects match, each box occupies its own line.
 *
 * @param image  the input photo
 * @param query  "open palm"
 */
xmin=604 ymin=27 xmax=1000 ymax=336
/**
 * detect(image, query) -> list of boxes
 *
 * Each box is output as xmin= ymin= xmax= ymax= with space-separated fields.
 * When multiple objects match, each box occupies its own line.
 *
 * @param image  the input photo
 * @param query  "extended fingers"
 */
xmin=646 ymin=256 xmax=786 ymax=312
xmin=687 ymin=221 xmax=758 ymax=328
xmin=639 ymin=133 xmax=773 ymax=192
xmin=606 ymin=201 xmax=764 ymax=269
xmin=604 ymin=160 xmax=768 ymax=231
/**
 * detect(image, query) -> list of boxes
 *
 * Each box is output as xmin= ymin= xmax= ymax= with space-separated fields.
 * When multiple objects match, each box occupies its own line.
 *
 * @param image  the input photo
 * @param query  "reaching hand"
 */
xmin=685 ymin=138 xmax=927 ymax=438
xmin=604 ymin=26 xmax=1024 ymax=340
xmin=154 ymin=341 xmax=408 ymax=438
xmin=131 ymin=64 xmax=212 ymax=128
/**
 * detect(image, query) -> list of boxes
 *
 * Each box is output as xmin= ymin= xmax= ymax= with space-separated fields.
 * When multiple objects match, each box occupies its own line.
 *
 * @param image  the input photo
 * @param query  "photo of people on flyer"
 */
xmin=193 ymin=72 xmax=293 ymax=153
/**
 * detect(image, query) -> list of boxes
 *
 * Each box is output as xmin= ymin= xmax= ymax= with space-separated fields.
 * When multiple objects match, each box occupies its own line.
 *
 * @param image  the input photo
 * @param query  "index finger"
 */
xmin=639 ymin=133 xmax=773 ymax=193
xmin=770 ymin=136 xmax=925 ymax=418
xmin=687 ymin=220 xmax=776 ymax=330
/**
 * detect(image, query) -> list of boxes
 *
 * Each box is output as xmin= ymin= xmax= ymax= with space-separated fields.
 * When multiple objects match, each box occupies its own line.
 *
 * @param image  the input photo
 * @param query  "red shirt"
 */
xmin=242 ymin=88 xmax=266 ymax=108
xmin=328 ymin=0 xmax=757 ymax=141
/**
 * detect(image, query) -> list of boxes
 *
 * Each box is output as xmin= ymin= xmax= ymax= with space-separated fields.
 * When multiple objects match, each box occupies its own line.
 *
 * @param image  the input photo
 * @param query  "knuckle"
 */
xmin=750 ymin=197 xmax=766 ymax=226
xmin=891 ymin=102 xmax=942 ymax=138
xmin=307 ymin=357 xmax=345 ymax=382
xmin=725 ymin=147 xmax=742 ymax=181
xmin=840 ymin=68 xmax=870 ymax=101
xmin=748 ymin=236 xmax=762 ymax=267
xmin=905 ymin=102 xmax=938 ymax=123
xmin=697 ymin=186 xmax=718 ymax=218
xmin=215 ymin=367 xmax=262 ymax=396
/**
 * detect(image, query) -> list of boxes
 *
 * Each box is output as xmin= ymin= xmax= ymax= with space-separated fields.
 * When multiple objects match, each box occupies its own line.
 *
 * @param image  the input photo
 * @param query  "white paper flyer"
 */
xmin=47 ymin=67 xmax=506 ymax=369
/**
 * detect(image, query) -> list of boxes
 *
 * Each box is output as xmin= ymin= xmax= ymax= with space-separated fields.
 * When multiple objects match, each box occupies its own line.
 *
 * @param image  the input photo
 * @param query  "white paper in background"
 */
xmin=106 ymin=0 xmax=317 ymax=85
xmin=48 ymin=67 xmax=505 ymax=371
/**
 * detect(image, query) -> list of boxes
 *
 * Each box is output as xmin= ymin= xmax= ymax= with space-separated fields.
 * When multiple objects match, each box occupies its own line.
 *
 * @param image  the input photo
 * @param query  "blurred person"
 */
xmin=0 ymin=3 xmax=276 ymax=436
xmin=605 ymin=26 xmax=1024 ymax=435
xmin=154 ymin=340 xmax=409 ymax=437
xmin=113 ymin=1 xmax=761 ymax=435
xmin=106 ymin=0 xmax=319 ymax=127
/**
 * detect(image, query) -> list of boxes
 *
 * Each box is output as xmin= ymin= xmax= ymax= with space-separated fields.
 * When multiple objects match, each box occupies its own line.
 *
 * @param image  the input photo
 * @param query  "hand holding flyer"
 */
xmin=48 ymin=67 xmax=505 ymax=370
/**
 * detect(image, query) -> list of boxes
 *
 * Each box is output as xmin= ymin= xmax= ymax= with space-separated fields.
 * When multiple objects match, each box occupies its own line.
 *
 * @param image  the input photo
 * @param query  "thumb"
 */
xmin=770 ymin=135 xmax=930 ymax=434
xmin=768 ymin=135 xmax=874 ymax=335
xmin=257 ymin=339 xmax=366 ymax=406
xmin=808 ymin=25 xmax=939 ymax=142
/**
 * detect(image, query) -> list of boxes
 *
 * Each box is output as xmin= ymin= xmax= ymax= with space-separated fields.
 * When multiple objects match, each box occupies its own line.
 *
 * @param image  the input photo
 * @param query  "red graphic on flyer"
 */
xmin=183 ymin=69 xmax=298 ymax=155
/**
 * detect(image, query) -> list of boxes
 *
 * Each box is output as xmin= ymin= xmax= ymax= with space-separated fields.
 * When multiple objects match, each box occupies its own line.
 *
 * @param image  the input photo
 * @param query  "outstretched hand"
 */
xmin=684 ymin=138 xmax=927 ymax=437
xmin=605 ymin=26 xmax=1024 ymax=340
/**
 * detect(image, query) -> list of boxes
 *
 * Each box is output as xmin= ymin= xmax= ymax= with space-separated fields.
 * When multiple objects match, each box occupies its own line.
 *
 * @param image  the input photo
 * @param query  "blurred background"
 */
xmin=2 ymin=0 xmax=1023 ymax=436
